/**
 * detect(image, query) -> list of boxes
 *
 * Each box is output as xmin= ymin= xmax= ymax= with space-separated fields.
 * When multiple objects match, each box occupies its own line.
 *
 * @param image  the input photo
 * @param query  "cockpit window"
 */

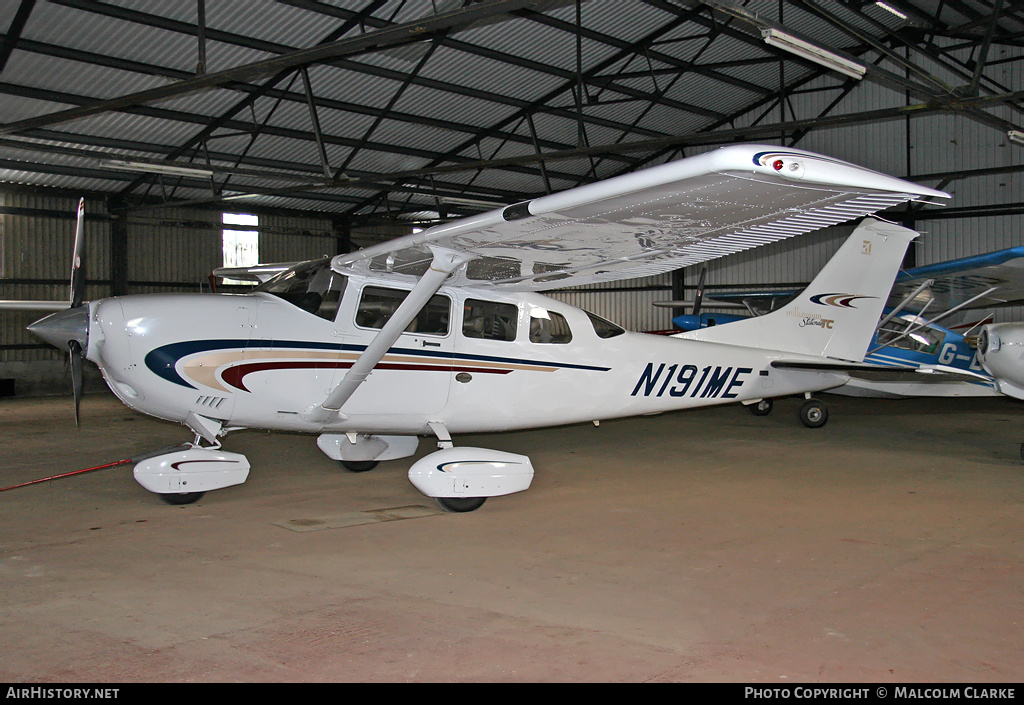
xmin=356 ymin=286 xmax=451 ymax=335
xmin=256 ymin=259 xmax=346 ymax=321
xmin=585 ymin=310 xmax=625 ymax=339
xmin=529 ymin=308 xmax=572 ymax=344
xmin=875 ymin=314 xmax=944 ymax=354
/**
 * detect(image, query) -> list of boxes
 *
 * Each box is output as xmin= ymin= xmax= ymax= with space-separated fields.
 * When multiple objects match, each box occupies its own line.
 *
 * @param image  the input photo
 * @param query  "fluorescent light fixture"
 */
xmin=1008 ymin=130 xmax=1024 ymax=146
xmin=875 ymin=2 xmax=908 ymax=20
xmin=761 ymin=28 xmax=867 ymax=80
xmin=99 ymin=159 xmax=214 ymax=179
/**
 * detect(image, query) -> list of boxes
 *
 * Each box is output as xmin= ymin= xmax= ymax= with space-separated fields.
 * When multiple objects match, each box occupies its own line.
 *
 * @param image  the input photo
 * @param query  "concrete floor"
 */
xmin=1 ymin=390 xmax=1022 ymax=683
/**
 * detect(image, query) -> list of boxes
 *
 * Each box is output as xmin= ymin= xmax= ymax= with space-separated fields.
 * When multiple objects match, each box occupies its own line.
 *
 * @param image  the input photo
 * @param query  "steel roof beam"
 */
xmin=0 ymin=0 xmax=36 ymax=77
xmin=340 ymin=4 xmax=707 ymax=216
xmin=0 ymin=0 xmax=573 ymax=136
xmin=1 ymin=34 xmax=587 ymax=159
xmin=40 ymin=0 xmax=665 ymax=146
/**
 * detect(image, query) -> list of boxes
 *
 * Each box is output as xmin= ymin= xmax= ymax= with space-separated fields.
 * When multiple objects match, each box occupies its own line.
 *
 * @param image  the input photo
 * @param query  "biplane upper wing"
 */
xmin=332 ymin=144 xmax=948 ymax=291
xmin=889 ymin=247 xmax=1024 ymax=314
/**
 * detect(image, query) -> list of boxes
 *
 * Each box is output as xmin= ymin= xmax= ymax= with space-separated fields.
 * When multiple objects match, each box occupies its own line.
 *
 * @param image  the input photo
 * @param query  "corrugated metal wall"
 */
xmin=558 ymin=51 xmax=1024 ymax=332
xmin=547 ymin=273 xmax=675 ymax=333
xmin=0 ymin=192 xmax=339 ymax=381
xmin=1 ymin=192 xmax=110 ymax=362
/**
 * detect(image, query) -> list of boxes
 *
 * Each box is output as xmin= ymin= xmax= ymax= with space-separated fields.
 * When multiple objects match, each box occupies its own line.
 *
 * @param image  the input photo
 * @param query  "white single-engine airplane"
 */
xmin=26 ymin=144 xmax=949 ymax=510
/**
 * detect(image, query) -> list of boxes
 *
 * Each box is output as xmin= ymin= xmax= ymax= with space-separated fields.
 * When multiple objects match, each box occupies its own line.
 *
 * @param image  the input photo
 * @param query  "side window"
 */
xmin=463 ymin=298 xmax=518 ymax=341
xmin=529 ymin=309 xmax=572 ymax=344
xmin=356 ymin=286 xmax=450 ymax=335
xmin=585 ymin=310 xmax=625 ymax=339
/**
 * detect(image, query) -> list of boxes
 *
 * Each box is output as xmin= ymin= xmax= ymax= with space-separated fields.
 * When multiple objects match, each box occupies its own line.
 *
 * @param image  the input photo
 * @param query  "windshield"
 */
xmin=255 ymin=259 xmax=346 ymax=320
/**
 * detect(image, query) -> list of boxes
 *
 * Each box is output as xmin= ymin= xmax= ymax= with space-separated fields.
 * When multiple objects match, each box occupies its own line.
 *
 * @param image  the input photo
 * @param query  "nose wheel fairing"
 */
xmin=133 ymin=445 xmax=250 ymax=499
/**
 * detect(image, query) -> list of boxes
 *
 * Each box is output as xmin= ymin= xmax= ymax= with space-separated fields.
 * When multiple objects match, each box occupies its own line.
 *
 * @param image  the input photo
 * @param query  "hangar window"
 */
xmin=356 ymin=286 xmax=450 ymax=335
xmin=529 ymin=308 xmax=572 ymax=344
xmin=222 ymin=212 xmax=259 ymax=285
xmin=463 ymin=299 xmax=518 ymax=341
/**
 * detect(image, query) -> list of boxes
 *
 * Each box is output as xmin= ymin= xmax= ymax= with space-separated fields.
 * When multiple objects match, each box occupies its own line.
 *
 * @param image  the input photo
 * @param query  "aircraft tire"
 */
xmin=798 ymin=399 xmax=828 ymax=429
xmin=748 ymin=399 xmax=773 ymax=416
xmin=433 ymin=496 xmax=487 ymax=513
xmin=340 ymin=460 xmax=379 ymax=472
xmin=159 ymin=491 xmax=205 ymax=505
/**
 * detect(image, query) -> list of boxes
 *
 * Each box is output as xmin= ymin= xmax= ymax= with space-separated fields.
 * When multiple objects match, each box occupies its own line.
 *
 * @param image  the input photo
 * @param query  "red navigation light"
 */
xmin=772 ymin=159 xmax=785 ymax=171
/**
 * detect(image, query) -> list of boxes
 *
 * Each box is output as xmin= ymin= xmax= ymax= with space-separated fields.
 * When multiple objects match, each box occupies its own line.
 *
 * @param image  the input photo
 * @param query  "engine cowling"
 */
xmin=977 ymin=323 xmax=1024 ymax=400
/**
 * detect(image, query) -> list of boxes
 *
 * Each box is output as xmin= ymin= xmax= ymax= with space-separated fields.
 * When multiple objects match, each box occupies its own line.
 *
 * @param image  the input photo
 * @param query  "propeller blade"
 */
xmin=70 ymin=198 xmax=85 ymax=308
xmin=692 ymin=266 xmax=707 ymax=317
xmin=69 ymin=339 xmax=83 ymax=427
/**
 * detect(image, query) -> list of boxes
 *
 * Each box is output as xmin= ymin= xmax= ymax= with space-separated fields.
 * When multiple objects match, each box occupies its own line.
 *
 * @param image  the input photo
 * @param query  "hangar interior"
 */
xmin=2 ymin=0 xmax=1023 ymax=390
xmin=1 ymin=0 xmax=1023 ymax=684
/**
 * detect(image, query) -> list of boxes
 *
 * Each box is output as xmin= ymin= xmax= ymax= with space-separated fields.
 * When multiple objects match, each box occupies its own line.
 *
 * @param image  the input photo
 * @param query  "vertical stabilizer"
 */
xmin=677 ymin=218 xmax=918 ymax=361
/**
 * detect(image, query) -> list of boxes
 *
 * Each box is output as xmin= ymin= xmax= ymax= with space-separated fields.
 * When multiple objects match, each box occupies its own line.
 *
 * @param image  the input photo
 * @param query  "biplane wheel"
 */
xmin=748 ymin=399 xmax=773 ymax=416
xmin=433 ymin=496 xmax=487 ymax=513
xmin=798 ymin=399 xmax=828 ymax=429
xmin=340 ymin=460 xmax=379 ymax=472
xmin=159 ymin=491 xmax=205 ymax=505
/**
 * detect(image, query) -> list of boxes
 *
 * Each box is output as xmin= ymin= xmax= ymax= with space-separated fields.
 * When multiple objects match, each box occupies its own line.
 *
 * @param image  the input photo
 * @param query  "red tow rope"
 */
xmin=0 ymin=443 xmax=191 ymax=493
xmin=0 ymin=459 xmax=132 ymax=493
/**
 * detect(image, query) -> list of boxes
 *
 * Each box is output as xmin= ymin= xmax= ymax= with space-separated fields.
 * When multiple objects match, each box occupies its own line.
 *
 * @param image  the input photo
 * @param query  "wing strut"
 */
xmin=868 ymin=286 xmax=999 ymax=355
xmin=877 ymin=278 xmax=934 ymax=330
xmin=300 ymin=246 xmax=474 ymax=425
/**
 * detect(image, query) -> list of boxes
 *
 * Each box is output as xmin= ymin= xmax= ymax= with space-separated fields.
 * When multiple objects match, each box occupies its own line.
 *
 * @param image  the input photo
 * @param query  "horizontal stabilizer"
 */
xmin=772 ymin=359 xmax=990 ymax=380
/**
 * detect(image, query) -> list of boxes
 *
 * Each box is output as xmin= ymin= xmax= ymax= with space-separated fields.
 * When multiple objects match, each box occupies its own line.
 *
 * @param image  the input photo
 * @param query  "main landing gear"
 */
xmin=746 ymin=395 xmax=829 ymax=429
xmin=798 ymin=398 xmax=828 ymax=428
xmin=318 ymin=429 xmax=535 ymax=513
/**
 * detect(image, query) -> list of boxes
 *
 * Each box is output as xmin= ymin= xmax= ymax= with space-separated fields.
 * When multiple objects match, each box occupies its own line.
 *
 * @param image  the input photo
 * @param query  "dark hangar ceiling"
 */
xmin=0 ymin=0 xmax=1021 ymax=226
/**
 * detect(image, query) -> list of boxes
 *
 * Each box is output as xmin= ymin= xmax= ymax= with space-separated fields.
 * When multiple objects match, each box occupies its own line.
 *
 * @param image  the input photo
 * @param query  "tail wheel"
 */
xmin=799 ymin=399 xmax=828 ymax=428
xmin=748 ymin=399 xmax=773 ymax=416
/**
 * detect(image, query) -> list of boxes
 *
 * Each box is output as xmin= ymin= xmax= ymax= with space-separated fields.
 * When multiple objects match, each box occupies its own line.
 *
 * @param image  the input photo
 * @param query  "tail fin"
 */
xmin=678 ymin=217 xmax=918 ymax=361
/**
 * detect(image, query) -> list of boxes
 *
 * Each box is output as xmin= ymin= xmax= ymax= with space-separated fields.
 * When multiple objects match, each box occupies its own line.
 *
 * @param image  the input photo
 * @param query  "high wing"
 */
xmin=653 ymin=290 xmax=799 ymax=315
xmin=889 ymin=247 xmax=1024 ymax=314
xmin=331 ymin=144 xmax=948 ymax=290
xmin=212 ymin=261 xmax=303 ymax=284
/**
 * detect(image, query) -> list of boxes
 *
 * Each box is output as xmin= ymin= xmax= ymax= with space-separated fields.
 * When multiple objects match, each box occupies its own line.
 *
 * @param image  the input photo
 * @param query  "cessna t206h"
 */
xmin=27 ymin=144 xmax=948 ymax=510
